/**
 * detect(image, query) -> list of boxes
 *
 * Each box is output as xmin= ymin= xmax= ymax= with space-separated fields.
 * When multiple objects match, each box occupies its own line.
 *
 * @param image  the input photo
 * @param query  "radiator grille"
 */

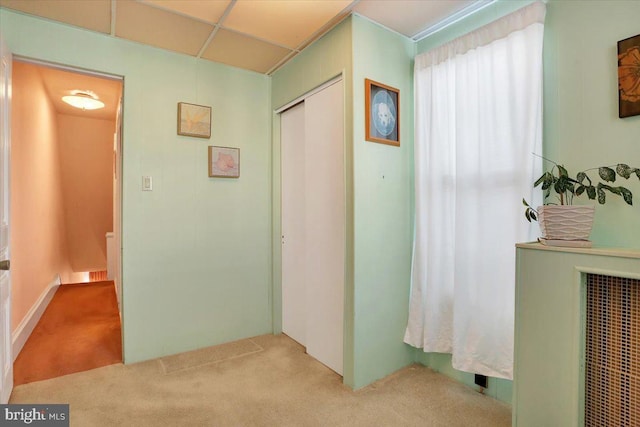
xmin=585 ymin=274 xmax=639 ymax=427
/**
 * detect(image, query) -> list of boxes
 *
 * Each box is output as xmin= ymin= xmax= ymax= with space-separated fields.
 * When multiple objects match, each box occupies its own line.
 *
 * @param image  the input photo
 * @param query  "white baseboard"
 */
xmin=11 ymin=274 xmax=61 ymax=361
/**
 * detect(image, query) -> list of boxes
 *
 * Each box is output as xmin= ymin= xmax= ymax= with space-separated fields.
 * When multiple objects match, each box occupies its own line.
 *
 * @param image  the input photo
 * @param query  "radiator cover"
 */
xmin=585 ymin=273 xmax=639 ymax=426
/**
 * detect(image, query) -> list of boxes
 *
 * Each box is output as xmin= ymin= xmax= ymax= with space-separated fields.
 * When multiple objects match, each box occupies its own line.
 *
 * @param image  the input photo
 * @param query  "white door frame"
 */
xmin=10 ymin=55 xmax=125 ymax=362
xmin=0 ymin=32 xmax=13 ymax=404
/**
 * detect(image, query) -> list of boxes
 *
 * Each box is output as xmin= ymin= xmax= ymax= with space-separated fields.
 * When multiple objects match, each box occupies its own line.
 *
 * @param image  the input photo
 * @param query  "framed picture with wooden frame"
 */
xmin=177 ymin=102 xmax=211 ymax=138
xmin=618 ymin=34 xmax=640 ymax=118
xmin=365 ymin=79 xmax=400 ymax=146
xmin=208 ymin=146 xmax=240 ymax=178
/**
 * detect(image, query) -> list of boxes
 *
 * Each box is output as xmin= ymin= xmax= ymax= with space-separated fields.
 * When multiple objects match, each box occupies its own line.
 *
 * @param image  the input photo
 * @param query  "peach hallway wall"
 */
xmin=57 ymin=114 xmax=114 ymax=273
xmin=10 ymin=61 xmax=74 ymax=331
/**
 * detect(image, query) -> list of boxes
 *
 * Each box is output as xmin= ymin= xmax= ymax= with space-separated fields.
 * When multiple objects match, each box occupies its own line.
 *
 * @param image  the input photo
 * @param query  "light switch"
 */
xmin=142 ymin=176 xmax=153 ymax=191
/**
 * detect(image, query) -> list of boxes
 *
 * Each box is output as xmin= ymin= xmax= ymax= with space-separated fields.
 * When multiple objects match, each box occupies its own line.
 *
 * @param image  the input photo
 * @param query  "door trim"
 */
xmin=275 ymin=74 xmax=342 ymax=114
xmin=9 ymin=55 xmax=125 ymax=362
xmin=13 ymin=55 xmax=123 ymax=81
xmin=0 ymin=31 xmax=13 ymax=404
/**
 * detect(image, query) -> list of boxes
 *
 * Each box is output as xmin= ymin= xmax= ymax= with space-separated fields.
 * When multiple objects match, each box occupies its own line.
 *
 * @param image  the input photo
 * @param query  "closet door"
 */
xmin=304 ymin=80 xmax=344 ymax=375
xmin=280 ymin=102 xmax=306 ymax=346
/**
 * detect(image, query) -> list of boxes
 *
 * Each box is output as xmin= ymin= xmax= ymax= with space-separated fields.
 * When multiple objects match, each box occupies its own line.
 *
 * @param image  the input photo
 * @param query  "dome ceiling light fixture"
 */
xmin=61 ymin=90 xmax=105 ymax=110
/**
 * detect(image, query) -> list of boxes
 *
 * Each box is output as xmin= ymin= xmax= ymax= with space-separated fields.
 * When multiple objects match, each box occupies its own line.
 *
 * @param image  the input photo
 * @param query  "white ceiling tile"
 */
xmin=0 ymin=0 xmax=112 ymax=33
xmin=223 ymin=0 xmax=352 ymax=49
xmin=201 ymin=29 xmax=292 ymax=74
xmin=140 ymin=0 xmax=231 ymax=24
xmin=116 ymin=0 xmax=214 ymax=56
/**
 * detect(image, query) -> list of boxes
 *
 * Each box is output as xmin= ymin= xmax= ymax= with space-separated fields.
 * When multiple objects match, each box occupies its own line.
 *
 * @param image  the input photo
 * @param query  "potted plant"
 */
xmin=523 ymin=156 xmax=640 ymax=245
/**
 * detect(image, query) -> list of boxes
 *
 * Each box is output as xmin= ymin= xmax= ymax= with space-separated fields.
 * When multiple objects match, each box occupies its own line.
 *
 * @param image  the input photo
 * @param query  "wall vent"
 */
xmin=585 ymin=274 xmax=639 ymax=427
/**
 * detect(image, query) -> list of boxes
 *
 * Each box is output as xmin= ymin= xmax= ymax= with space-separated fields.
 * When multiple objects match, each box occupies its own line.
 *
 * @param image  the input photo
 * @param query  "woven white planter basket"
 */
xmin=538 ymin=205 xmax=595 ymax=241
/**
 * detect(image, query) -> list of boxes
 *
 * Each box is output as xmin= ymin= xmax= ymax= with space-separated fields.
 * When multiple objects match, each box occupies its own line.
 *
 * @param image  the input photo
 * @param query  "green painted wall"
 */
xmin=543 ymin=0 xmax=640 ymax=248
xmin=270 ymin=18 xmax=356 ymax=386
xmin=351 ymin=16 xmax=415 ymax=389
xmin=1 ymin=10 xmax=273 ymax=363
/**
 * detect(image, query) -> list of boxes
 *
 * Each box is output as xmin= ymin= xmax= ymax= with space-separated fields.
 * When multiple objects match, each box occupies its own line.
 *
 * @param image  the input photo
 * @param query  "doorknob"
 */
xmin=0 ymin=260 xmax=9 ymax=270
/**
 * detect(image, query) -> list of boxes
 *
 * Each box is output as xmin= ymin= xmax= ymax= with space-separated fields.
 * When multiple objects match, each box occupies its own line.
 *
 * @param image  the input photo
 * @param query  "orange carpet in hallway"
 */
xmin=13 ymin=281 xmax=122 ymax=385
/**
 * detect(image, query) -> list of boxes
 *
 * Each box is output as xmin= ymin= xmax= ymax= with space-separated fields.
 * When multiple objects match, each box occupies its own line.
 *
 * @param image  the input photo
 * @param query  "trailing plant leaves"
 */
xmin=524 ymin=205 xmax=538 ymax=222
xmin=599 ymin=167 xmax=616 ymax=182
xmin=534 ymin=174 xmax=546 ymax=188
xmin=538 ymin=172 xmax=554 ymax=190
xmin=576 ymin=172 xmax=588 ymax=183
xmin=597 ymin=186 xmax=606 ymax=204
xmin=617 ymin=164 xmax=632 ymax=179
xmin=590 ymin=182 xmax=634 ymax=206
xmin=554 ymin=180 xmax=564 ymax=195
xmin=605 ymin=185 xmax=622 ymax=195
xmin=525 ymin=157 xmax=638 ymax=222
xmin=554 ymin=176 xmax=574 ymax=195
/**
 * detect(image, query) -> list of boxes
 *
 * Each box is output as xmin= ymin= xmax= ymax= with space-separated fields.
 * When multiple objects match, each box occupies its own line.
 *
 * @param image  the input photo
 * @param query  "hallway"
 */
xmin=13 ymin=281 xmax=122 ymax=385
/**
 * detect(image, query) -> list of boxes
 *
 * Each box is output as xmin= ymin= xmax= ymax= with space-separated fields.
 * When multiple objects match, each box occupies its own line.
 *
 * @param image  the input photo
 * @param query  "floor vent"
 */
xmin=585 ymin=273 xmax=639 ymax=427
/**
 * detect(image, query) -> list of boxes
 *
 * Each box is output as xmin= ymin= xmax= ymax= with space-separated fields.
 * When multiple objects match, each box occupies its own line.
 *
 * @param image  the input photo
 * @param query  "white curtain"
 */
xmin=404 ymin=1 xmax=546 ymax=380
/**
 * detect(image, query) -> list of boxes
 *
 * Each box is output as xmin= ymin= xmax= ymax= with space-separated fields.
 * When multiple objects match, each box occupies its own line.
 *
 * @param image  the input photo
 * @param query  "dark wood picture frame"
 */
xmin=365 ymin=79 xmax=400 ymax=146
xmin=208 ymin=146 xmax=240 ymax=178
xmin=177 ymin=102 xmax=212 ymax=138
xmin=617 ymin=34 xmax=640 ymax=118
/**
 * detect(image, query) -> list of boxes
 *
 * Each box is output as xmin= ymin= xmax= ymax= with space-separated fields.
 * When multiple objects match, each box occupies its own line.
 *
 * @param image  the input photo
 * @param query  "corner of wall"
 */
xmin=415 ymin=351 xmax=513 ymax=404
xmin=350 ymin=15 xmax=416 ymax=390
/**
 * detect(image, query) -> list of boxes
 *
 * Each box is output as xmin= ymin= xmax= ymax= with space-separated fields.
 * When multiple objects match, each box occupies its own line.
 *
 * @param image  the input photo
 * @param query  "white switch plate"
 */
xmin=142 ymin=176 xmax=153 ymax=191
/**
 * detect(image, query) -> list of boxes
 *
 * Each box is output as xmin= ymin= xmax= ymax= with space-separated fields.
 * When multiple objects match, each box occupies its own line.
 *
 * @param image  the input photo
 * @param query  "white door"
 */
xmin=0 ymin=33 xmax=13 ymax=404
xmin=303 ymin=80 xmax=344 ymax=375
xmin=281 ymin=102 xmax=306 ymax=346
xmin=280 ymin=79 xmax=345 ymax=376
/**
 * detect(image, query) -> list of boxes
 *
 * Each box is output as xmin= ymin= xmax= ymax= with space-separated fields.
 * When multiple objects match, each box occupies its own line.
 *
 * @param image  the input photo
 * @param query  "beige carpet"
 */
xmin=10 ymin=334 xmax=511 ymax=426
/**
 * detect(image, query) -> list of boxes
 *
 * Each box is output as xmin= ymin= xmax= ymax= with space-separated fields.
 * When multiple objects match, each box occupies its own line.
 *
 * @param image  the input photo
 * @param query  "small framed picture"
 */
xmin=208 ymin=146 xmax=240 ymax=178
xmin=365 ymin=79 xmax=400 ymax=146
xmin=618 ymin=34 xmax=640 ymax=118
xmin=177 ymin=102 xmax=211 ymax=138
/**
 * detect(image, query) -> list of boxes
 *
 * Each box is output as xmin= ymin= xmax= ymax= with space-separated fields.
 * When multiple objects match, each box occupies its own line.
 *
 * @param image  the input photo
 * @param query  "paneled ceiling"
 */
xmin=0 ymin=0 xmax=491 ymax=74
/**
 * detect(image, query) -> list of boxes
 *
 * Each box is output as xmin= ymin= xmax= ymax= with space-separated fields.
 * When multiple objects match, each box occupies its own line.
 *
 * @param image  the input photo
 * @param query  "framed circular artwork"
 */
xmin=365 ymin=79 xmax=400 ymax=146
